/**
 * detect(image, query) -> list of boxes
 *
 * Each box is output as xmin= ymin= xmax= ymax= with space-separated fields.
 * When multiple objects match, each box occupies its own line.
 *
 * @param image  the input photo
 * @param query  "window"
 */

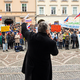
xmin=39 ymin=7 xmax=44 ymax=14
xmin=50 ymin=0 xmax=57 ymax=1
xmin=6 ymin=4 xmax=11 ymax=12
xmin=62 ymin=0 xmax=68 ymax=1
xmin=51 ymin=7 xmax=56 ymax=14
xmin=72 ymin=0 xmax=78 ymax=1
xmin=73 ymin=7 xmax=77 ymax=14
xmin=62 ymin=7 xmax=67 ymax=14
xmin=38 ymin=0 xmax=44 ymax=1
xmin=22 ymin=4 xmax=27 ymax=12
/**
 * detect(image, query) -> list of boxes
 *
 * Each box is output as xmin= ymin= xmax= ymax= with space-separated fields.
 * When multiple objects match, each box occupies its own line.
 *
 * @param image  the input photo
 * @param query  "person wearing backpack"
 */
xmin=65 ymin=33 xmax=70 ymax=50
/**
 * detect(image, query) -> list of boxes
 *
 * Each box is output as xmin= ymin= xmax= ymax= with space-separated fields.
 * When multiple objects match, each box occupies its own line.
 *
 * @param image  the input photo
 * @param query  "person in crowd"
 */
xmin=61 ymin=28 xmax=65 ymax=34
xmin=58 ymin=31 xmax=63 ymax=49
xmin=68 ymin=30 xmax=71 ymax=36
xmin=10 ymin=32 xmax=15 ymax=49
xmin=52 ymin=31 xmax=57 ymax=42
xmin=63 ymin=31 xmax=66 ymax=48
xmin=20 ymin=32 xmax=24 ymax=45
xmin=65 ymin=32 xmax=70 ymax=50
xmin=76 ymin=31 xmax=79 ymax=48
xmin=0 ymin=32 xmax=2 ymax=47
xmin=15 ymin=32 xmax=20 ymax=46
xmin=2 ymin=33 xmax=8 ymax=52
xmin=21 ymin=19 xmax=58 ymax=80
xmin=7 ymin=32 xmax=11 ymax=49
xmin=71 ymin=31 xmax=73 ymax=44
xmin=71 ymin=31 xmax=77 ymax=49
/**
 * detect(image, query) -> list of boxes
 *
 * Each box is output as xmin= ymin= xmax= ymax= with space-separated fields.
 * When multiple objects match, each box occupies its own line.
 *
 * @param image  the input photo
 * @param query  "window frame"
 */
xmin=72 ymin=0 xmax=78 ymax=2
xmin=50 ymin=0 xmax=57 ymax=1
xmin=61 ymin=0 xmax=68 ymax=2
xmin=21 ymin=3 xmax=27 ymax=12
xmin=72 ymin=6 xmax=78 ymax=15
xmin=5 ymin=3 xmax=12 ymax=12
xmin=62 ymin=6 xmax=67 ymax=15
xmin=39 ymin=6 xmax=45 ymax=15
xmin=50 ymin=6 xmax=56 ymax=15
xmin=38 ymin=0 xmax=45 ymax=1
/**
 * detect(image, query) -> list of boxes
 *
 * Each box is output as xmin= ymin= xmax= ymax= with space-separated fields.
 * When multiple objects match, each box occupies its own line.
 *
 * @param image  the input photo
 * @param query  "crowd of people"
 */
xmin=0 ymin=23 xmax=80 ymax=52
xmin=51 ymin=28 xmax=80 ymax=50
xmin=0 ymin=24 xmax=25 ymax=52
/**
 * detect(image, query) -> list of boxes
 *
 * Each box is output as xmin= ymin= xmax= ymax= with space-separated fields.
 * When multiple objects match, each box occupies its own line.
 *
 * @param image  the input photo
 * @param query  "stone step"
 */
xmin=0 ymin=74 xmax=25 ymax=80
xmin=52 ymin=64 xmax=80 ymax=72
xmin=0 ymin=71 xmax=80 ymax=80
xmin=0 ymin=65 xmax=80 ymax=80
xmin=0 ymin=64 xmax=80 ymax=73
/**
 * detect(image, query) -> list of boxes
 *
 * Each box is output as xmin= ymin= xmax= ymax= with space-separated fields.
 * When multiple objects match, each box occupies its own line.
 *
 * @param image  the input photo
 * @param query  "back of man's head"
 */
xmin=38 ymin=19 xmax=45 ymax=24
xmin=38 ymin=21 xmax=48 ymax=33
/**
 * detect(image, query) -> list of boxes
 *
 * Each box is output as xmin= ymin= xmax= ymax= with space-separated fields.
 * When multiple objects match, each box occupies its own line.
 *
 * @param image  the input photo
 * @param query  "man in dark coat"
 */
xmin=71 ymin=31 xmax=77 ymax=49
xmin=21 ymin=20 xmax=58 ymax=80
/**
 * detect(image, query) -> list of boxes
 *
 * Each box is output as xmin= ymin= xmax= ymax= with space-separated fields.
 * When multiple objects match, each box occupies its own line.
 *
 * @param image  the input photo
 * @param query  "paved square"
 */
xmin=0 ymin=46 xmax=80 ymax=80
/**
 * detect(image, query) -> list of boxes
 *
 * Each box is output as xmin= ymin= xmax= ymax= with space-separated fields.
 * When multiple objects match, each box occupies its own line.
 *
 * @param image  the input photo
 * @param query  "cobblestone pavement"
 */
xmin=0 ymin=45 xmax=80 ymax=80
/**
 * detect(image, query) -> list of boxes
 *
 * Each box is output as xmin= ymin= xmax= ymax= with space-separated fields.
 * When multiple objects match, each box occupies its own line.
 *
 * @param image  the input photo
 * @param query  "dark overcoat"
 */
xmin=21 ymin=23 xmax=58 ymax=80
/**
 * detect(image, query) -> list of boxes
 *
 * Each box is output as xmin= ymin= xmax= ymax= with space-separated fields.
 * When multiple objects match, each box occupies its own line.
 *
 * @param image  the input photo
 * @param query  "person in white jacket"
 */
xmin=15 ymin=32 xmax=20 ymax=46
xmin=77 ymin=31 xmax=80 ymax=49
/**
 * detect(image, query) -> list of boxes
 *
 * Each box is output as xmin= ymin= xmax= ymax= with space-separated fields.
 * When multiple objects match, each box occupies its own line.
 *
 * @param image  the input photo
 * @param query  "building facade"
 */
xmin=0 ymin=0 xmax=36 ymax=25
xmin=36 ymin=0 xmax=80 ymax=24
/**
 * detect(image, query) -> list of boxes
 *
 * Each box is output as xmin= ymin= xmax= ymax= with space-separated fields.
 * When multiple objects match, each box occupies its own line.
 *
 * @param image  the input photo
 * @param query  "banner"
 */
xmin=60 ymin=23 xmax=80 ymax=29
xmin=26 ymin=18 xmax=32 ymax=23
xmin=59 ymin=20 xmax=80 ymax=29
xmin=51 ymin=25 xmax=61 ymax=32
xmin=77 ymin=34 xmax=80 ymax=49
xmin=1 ymin=26 xmax=10 ymax=32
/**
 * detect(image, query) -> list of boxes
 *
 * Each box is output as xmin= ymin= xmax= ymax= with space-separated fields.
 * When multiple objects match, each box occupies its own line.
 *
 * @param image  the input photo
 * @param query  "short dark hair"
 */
xmin=38 ymin=19 xmax=45 ymax=24
xmin=38 ymin=22 xmax=48 ymax=33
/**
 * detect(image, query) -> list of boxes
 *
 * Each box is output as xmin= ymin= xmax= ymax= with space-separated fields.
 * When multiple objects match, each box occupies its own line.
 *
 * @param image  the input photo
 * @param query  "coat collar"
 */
xmin=38 ymin=32 xmax=48 ymax=36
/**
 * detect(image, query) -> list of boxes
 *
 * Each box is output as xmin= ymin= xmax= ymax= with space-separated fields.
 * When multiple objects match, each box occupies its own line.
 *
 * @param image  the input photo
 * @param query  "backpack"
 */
xmin=14 ymin=46 xmax=24 ymax=51
xmin=65 ymin=36 xmax=69 ymax=41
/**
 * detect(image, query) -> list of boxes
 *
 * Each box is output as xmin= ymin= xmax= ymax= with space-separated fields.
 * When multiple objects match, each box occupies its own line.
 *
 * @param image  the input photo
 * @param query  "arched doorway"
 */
xmin=4 ymin=19 xmax=13 ymax=25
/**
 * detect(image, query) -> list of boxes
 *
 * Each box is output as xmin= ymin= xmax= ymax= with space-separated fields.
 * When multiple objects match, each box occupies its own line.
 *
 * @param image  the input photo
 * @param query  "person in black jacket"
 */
xmin=7 ymin=32 xmax=11 ymax=49
xmin=10 ymin=32 xmax=15 ymax=49
xmin=71 ymin=31 xmax=77 ymax=49
xmin=21 ymin=19 xmax=58 ymax=80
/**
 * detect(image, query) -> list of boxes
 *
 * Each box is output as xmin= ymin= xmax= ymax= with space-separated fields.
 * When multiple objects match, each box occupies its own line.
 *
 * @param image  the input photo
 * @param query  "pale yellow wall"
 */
xmin=36 ymin=0 xmax=80 ymax=23
xmin=37 ymin=0 xmax=80 ymax=15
